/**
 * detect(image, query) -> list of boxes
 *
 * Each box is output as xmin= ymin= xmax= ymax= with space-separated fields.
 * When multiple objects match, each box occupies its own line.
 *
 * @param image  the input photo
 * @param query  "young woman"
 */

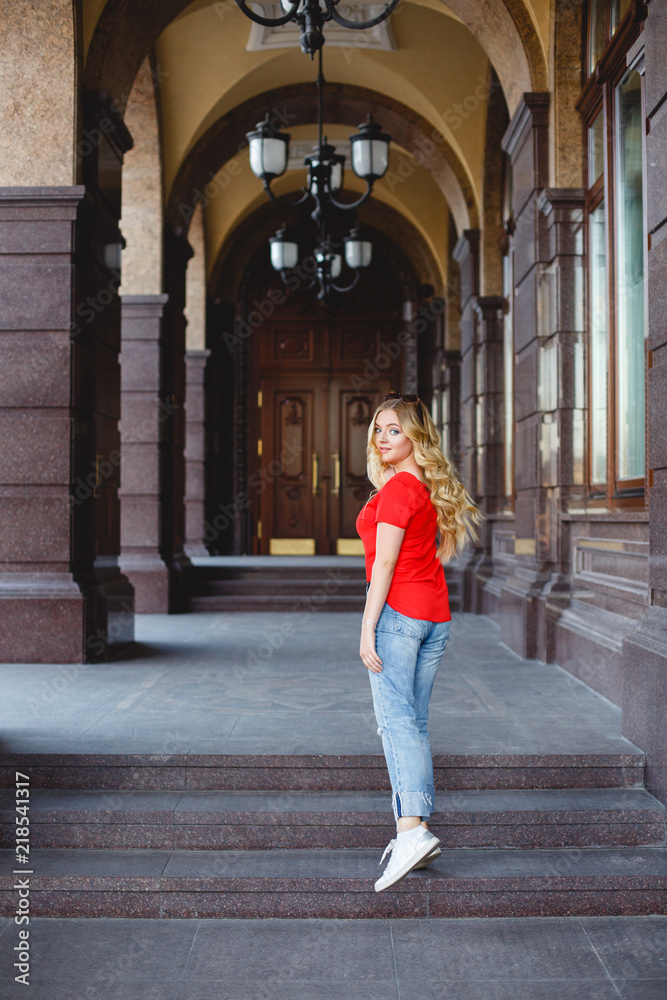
xmin=356 ymin=391 xmax=482 ymax=892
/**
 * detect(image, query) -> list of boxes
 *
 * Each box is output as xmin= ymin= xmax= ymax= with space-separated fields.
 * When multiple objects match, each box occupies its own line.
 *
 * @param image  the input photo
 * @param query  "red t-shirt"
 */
xmin=355 ymin=470 xmax=451 ymax=622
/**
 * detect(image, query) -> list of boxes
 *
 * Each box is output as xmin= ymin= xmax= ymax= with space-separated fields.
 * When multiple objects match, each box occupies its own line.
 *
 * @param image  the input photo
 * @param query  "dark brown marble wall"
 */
xmin=119 ymin=295 xmax=171 ymax=612
xmin=184 ymin=349 xmax=211 ymax=556
xmin=621 ymin=0 xmax=667 ymax=807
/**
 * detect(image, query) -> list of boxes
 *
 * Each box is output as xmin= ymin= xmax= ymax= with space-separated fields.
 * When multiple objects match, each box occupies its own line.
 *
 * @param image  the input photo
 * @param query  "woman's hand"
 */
xmin=360 ymin=624 xmax=383 ymax=673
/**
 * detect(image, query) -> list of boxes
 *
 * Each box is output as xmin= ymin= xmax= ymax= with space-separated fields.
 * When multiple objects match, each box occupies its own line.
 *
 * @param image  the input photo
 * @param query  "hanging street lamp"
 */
xmin=234 ymin=0 xmax=401 ymax=59
xmin=245 ymin=47 xmax=392 ymax=301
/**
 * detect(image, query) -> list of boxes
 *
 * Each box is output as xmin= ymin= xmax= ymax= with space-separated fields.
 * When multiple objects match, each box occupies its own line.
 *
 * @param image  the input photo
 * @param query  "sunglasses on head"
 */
xmin=384 ymin=391 xmax=420 ymax=402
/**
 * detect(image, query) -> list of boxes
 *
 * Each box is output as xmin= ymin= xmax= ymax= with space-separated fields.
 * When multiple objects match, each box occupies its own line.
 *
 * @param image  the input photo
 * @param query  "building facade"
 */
xmin=0 ymin=0 xmax=665 ymax=805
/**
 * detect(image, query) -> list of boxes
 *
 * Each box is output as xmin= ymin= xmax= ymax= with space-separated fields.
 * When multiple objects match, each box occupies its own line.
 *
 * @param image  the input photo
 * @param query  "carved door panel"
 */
xmin=258 ymin=377 xmax=330 ymax=554
xmin=328 ymin=382 xmax=394 ymax=554
xmin=251 ymin=316 xmax=403 ymax=554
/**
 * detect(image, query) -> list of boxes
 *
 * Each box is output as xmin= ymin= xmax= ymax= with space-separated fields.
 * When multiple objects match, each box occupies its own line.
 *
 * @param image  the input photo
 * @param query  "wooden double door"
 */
xmin=250 ymin=319 xmax=401 ymax=554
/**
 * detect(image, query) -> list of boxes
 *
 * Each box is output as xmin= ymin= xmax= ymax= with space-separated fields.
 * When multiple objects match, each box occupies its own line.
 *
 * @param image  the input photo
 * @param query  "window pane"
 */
xmin=589 ymin=202 xmax=608 ymax=484
xmin=503 ymin=252 xmax=514 ymax=497
xmin=589 ymin=111 xmax=604 ymax=186
xmin=589 ymin=0 xmax=607 ymax=72
xmin=611 ymin=0 xmax=631 ymax=34
xmin=615 ymin=69 xmax=645 ymax=481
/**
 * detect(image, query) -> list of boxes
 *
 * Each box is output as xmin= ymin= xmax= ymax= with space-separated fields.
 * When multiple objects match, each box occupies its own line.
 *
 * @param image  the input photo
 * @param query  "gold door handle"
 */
xmin=332 ymin=452 xmax=340 ymax=496
xmin=312 ymin=451 xmax=319 ymax=495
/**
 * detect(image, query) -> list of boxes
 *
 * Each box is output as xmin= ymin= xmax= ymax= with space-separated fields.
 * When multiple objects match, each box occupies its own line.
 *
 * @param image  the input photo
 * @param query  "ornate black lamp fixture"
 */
xmin=234 ymin=0 xmax=401 ymax=58
xmin=245 ymin=48 xmax=391 ymax=301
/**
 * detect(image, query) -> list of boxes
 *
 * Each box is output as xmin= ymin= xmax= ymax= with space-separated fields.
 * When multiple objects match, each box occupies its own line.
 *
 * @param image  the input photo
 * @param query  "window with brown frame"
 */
xmin=577 ymin=0 xmax=648 ymax=508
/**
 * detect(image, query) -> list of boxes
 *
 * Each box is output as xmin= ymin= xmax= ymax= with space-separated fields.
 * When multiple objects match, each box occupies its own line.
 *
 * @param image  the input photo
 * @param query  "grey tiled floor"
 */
xmin=0 ymin=915 xmax=665 ymax=999
xmin=0 ymin=611 xmax=642 ymax=757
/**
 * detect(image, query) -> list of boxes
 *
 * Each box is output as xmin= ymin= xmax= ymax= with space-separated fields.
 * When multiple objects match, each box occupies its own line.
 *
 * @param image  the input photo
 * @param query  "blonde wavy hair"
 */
xmin=366 ymin=397 xmax=484 ymax=564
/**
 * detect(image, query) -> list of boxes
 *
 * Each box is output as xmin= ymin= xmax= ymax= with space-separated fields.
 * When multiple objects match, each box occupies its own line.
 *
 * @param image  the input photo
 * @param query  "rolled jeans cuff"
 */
xmin=393 ymin=788 xmax=435 ymax=823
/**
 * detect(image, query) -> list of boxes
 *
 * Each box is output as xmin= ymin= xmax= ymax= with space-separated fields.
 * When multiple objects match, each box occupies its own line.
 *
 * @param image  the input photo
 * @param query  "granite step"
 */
xmin=185 ymin=562 xmax=459 ymax=612
xmin=188 ymin=564 xmax=368 ymax=582
xmin=0 ymin=752 xmax=647 ymax=791
xmin=1 ymin=846 xmax=665 ymax=918
xmin=189 ymin=594 xmax=367 ymax=612
xmin=1 ymin=787 xmax=664 ymax=851
xmin=192 ymin=579 xmax=367 ymax=596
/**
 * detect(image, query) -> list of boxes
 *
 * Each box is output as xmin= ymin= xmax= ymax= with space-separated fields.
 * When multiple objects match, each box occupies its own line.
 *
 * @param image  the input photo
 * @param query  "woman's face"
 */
xmin=373 ymin=409 xmax=414 ymax=465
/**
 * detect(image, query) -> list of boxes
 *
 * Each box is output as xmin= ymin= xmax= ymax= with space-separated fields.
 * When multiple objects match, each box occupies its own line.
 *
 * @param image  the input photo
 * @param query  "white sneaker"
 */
xmin=374 ymin=829 xmax=441 ymax=892
xmin=413 ymin=844 xmax=441 ymax=869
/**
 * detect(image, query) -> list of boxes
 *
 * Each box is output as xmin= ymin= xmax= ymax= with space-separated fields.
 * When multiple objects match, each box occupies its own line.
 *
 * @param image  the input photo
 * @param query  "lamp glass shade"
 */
xmin=281 ymin=0 xmax=327 ymax=11
xmin=270 ymin=238 xmax=298 ymax=271
xmin=345 ymin=237 xmax=372 ymax=269
xmin=330 ymin=159 xmax=343 ymax=191
xmin=351 ymin=136 xmax=389 ymax=180
xmin=249 ymin=134 xmax=289 ymax=179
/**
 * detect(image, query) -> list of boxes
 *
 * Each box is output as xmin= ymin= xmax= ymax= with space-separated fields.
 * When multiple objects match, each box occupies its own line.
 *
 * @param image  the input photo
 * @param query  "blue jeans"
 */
xmin=366 ymin=582 xmax=451 ymax=823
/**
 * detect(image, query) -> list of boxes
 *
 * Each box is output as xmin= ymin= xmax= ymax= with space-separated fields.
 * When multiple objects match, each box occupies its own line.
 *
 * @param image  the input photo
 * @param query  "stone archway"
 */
xmin=84 ymin=0 xmax=546 ymax=118
xmin=167 ymin=83 xmax=477 ymax=238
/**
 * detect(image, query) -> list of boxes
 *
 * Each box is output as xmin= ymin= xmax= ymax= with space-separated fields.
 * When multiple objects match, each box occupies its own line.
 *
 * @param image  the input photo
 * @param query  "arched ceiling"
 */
xmin=152 ymin=2 xmax=491 ymax=209
xmin=83 ymin=0 xmax=550 ymax=117
xmin=167 ymin=82 xmax=477 ymax=236
xmin=82 ymin=0 xmax=552 ymax=294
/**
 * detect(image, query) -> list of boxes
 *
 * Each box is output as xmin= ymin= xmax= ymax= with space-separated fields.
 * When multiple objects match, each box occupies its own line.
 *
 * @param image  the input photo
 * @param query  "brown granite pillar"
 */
xmin=119 ymin=295 xmax=171 ymax=612
xmin=497 ymin=93 xmax=553 ymax=659
xmin=74 ymin=92 xmax=137 ymax=659
xmin=621 ymin=6 xmax=667 ymax=807
xmin=470 ymin=296 xmax=506 ymax=610
xmin=536 ymin=188 xmax=587 ymax=664
xmin=441 ymin=350 xmax=461 ymax=469
xmin=452 ymin=231 xmax=483 ymax=605
xmin=0 ymin=176 xmax=135 ymax=662
xmin=0 ymin=189 xmax=86 ymax=662
xmin=452 ymin=231 xmax=481 ymax=497
xmin=161 ymin=231 xmax=194 ymax=610
xmin=184 ymin=349 xmax=211 ymax=557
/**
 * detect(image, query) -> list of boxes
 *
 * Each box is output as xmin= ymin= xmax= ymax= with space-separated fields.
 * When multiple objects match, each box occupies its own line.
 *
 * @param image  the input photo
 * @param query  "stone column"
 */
xmin=119 ymin=294 xmax=171 ymax=612
xmin=498 ymin=93 xmax=552 ymax=659
xmin=441 ymin=350 xmax=461 ymax=468
xmin=471 ymin=296 xmax=505 ymax=610
xmin=161 ymin=230 xmax=194 ymax=609
xmin=0 ymin=176 xmax=136 ymax=662
xmin=621 ymin=7 xmax=667 ymax=807
xmin=452 ymin=231 xmax=481 ymax=497
xmin=452 ymin=231 xmax=483 ymax=606
xmin=184 ymin=349 xmax=211 ymax=556
xmin=0 ymin=189 xmax=87 ymax=662
xmin=536 ymin=188 xmax=586 ymax=664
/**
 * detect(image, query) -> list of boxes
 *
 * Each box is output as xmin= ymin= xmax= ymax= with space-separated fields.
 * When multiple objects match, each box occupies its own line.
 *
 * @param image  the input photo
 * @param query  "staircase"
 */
xmin=186 ymin=556 xmax=463 ymax=613
xmin=2 ymin=748 xmax=665 ymax=918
